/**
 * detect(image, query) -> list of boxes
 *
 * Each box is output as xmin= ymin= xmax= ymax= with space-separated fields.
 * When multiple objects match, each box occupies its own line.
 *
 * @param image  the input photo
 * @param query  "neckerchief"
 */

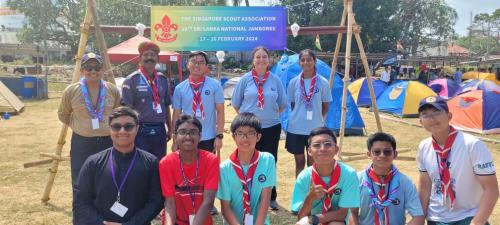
xmin=189 ymin=75 xmax=206 ymax=120
xmin=311 ymin=161 xmax=341 ymax=213
xmin=431 ymin=126 xmax=458 ymax=208
xmin=251 ymin=69 xmax=270 ymax=110
xmin=80 ymin=78 xmax=106 ymax=121
xmin=361 ymin=165 xmax=400 ymax=225
xmin=230 ymin=149 xmax=260 ymax=218
xmin=139 ymin=66 xmax=160 ymax=108
xmin=300 ymin=69 xmax=317 ymax=108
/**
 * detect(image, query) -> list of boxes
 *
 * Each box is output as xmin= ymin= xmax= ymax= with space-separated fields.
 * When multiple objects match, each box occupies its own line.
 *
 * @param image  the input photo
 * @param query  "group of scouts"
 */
xmin=58 ymin=42 xmax=498 ymax=225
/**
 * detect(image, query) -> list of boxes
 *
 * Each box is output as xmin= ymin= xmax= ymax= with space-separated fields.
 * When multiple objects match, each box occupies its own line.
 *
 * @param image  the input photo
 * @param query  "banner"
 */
xmin=151 ymin=6 xmax=287 ymax=51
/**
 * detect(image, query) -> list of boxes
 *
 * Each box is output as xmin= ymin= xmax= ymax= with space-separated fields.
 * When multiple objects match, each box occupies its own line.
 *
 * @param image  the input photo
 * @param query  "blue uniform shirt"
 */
xmin=287 ymin=75 xmax=332 ymax=135
xmin=172 ymin=76 xmax=224 ymax=141
xmin=356 ymin=169 xmax=423 ymax=225
xmin=290 ymin=162 xmax=360 ymax=215
xmin=121 ymin=70 xmax=171 ymax=123
xmin=231 ymin=72 xmax=288 ymax=128
xmin=217 ymin=152 xmax=276 ymax=225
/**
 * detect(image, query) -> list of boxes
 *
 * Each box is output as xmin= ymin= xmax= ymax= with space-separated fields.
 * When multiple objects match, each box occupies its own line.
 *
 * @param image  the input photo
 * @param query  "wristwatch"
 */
xmin=216 ymin=133 xmax=224 ymax=139
xmin=311 ymin=215 xmax=319 ymax=225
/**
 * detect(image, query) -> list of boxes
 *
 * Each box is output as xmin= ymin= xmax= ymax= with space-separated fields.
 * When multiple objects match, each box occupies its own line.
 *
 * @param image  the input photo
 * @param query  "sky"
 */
xmin=445 ymin=0 xmax=500 ymax=36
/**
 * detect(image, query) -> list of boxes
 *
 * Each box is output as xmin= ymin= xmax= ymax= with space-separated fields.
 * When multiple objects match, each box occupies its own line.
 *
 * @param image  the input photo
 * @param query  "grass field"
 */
xmin=0 ymin=83 xmax=499 ymax=225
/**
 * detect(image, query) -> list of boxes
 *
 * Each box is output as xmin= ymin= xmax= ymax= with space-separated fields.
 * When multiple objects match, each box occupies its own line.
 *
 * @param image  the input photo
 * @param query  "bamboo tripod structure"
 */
xmin=30 ymin=0 xmax=116 ymax=203
xmin=327 ymin=0 xmax=383 ymax=160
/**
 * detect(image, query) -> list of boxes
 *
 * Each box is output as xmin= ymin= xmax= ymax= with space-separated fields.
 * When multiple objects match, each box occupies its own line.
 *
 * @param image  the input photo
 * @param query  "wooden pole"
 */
xmin=353 ymin=24 xmax=382 ymax=132
xmin=89 ymin=0 xmax=115 ymax=84
xmin=41 ymin=1 xmax=93 ymax=203
xmin=338 ymin=0 xmax=354 ymax=160
xmin=328 ymin=1 xmax=347 ymax=88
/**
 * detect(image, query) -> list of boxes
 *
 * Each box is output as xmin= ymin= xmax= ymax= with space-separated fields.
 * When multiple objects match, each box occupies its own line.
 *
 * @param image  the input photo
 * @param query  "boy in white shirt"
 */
xmin=417 ymin=96 xmax=498 ymax=225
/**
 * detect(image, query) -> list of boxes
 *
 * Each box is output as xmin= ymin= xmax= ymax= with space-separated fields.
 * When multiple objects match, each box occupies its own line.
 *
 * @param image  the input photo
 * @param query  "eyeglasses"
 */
xmin=189 ymin=60 xmax=207 ymax=66
xmin=176 ymin=129 xmax=200 ymax=136
xmin=310 ymin=141 xmax=335 ymax=150
xmin=420 ymin=110 xmax=446 ymax=120
xmin=234 ymin=131 xmax=258 ymax=139
xmin=371 ymin=149 xmax=394 ymax=157
xmin=110 ymin=123 xmax=136 ymax=132
xmin=82 ymin=64 xmax=102 ymax=72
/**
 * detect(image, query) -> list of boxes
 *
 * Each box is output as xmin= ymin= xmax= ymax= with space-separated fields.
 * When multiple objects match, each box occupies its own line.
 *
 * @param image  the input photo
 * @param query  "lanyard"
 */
xmin=179 ymin=153 xmax=199 ymax=213
xmin=109 ymin=149 xmax=138 ymax=202
xmin=300 ymin=73 xmax=317 ymax=104
xmin=80 ymin=78 xmax=106 ymax=120
xmin=139 ymin=70 xmax=160 ymax=106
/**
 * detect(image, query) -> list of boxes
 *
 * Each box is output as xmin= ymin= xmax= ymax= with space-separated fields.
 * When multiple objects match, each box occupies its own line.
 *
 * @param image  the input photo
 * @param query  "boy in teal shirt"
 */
xmin=291 ymin=127 xmax=359 ymax=225
xmin=217 ymin=112 xmax=276 ymax=225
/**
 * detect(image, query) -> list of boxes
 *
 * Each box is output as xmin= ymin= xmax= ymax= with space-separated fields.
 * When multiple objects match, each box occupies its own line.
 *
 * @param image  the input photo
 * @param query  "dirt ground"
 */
xmin=0 ymin=83 xmax=499 ymax=225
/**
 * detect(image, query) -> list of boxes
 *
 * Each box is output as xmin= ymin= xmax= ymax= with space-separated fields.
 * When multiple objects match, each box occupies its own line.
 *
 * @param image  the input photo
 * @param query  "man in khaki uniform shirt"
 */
xmin=58 ymin=53 xmax=120 ymax=188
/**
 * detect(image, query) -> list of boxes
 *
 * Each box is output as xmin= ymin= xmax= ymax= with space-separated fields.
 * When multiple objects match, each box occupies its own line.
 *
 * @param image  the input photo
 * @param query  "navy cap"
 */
xmin=81 ymin=53 xmax=103 ymax=65
xmin=418 ymin=96 xmax=448 ymax=113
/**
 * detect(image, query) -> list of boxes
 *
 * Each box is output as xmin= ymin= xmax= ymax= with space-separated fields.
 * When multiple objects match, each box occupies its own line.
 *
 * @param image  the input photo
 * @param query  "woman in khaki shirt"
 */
xmin=58 ymin=53 xmax=120 ymax=188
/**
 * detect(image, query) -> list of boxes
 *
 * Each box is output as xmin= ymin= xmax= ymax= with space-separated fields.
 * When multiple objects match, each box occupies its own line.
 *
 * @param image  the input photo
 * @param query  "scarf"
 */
xmin=431 ymin=126 xmax=458 ymax=208
xmin=251 ymin=69 xmax=270 ymax=110
xmin=189 ymin=75 xmax=206 ymax=120
xmin=230 ymin=149 xmax=260 ymax=219
xmin=361 ymin=165 xmax=400 ymax=225
xmin=311 ymin=161 xmax=341 ymax=214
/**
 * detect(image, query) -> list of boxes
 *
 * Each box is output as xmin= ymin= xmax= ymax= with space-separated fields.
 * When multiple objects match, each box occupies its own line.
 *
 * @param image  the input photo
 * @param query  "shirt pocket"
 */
xmin=136 ymin=86 xmax=151 ymax=100
xmin=105 ymin=95 xmax=116 ymax=112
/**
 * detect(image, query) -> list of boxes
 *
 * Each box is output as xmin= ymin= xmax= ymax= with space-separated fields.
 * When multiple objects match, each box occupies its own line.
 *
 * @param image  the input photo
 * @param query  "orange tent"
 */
xmin=448 ymin=90 xmax=500 ymax=134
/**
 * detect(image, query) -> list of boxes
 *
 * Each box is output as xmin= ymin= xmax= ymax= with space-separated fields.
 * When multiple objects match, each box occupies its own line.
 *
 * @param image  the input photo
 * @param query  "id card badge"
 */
xmin=189 ymin=214 xmax=195 ymax=225
xmin=91 ymin=118 xmax=100 ymax=130
xmin=153 ymin=103 xmax=162 ymax=114
xmin=306 ymin=111 xmax=313 ymax=120
xmin=244 ymin=214 xmax=254 ymax=225
xmin=195 ymin=109 xmax=202 ymax=118
xmin=110 ymin=201 xmax=128 ymax=217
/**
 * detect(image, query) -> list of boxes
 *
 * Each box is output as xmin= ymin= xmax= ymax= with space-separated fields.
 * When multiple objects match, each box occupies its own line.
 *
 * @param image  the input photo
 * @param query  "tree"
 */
xmin=394 ymin=0 xmax=457 ymax=54
xmin=281 ymin=0 xmax=400 ymax=53
xmin=280 ymin=0 xmax=457 ymax=55
xmin=232 ymin=0 xmax=250 ymax=6
xmin=466 ymin=9 xmax=500 ymax=56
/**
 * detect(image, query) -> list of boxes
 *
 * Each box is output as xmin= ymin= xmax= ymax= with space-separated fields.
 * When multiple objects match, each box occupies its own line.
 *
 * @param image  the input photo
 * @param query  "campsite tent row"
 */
xmin=349 ymin=77 xmax=500 ymax=134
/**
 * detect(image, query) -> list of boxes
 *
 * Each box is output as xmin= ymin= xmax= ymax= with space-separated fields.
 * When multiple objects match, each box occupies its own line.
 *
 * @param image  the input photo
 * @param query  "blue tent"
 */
xmin=348 ymin=78 xmax=388 ymax=107
xmin=376 ymin=80 xmax=436 ymax=117
xmin=271 ymin=54 xmax=365 ymax=135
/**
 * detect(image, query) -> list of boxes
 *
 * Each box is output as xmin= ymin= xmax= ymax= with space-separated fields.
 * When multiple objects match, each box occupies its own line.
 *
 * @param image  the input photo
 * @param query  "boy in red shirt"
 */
xmin=160 ymin=115 xmax=220 ymax=225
